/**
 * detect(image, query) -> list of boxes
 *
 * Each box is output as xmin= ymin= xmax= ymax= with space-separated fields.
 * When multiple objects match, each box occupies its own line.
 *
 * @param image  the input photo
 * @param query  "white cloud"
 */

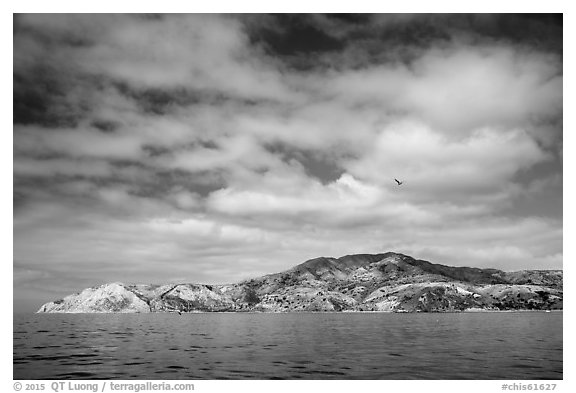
xmin=14 ymin=157 xmax=112 ymax=177
xmin=16 ymin=14 xmax=301 ymax=103
xmin=345 ymin=120 xmax=550 ymax=198
xmin=327 ymin=45 xmax=562 ymax=132
xmin=15 ymin=126 xmax=145 ymax=159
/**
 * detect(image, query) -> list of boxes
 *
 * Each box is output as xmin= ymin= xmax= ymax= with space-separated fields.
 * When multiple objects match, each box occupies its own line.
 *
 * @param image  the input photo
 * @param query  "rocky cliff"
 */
xmin=37 ymin=252 xmax=563 ymax=313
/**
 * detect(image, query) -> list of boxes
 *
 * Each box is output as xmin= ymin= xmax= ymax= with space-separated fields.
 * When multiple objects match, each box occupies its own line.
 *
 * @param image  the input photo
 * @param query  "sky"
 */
xmin=13 ymin=14 xmax=563 ymax=312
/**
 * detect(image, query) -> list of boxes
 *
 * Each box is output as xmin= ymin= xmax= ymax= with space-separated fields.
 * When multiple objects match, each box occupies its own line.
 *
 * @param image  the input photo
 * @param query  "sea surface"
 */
xmin=14 ymin=312 xmax=562 ymax=380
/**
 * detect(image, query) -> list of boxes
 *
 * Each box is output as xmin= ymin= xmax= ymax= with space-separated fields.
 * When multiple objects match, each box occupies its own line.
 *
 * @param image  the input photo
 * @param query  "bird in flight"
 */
xmin=394 ymin=178 xmax=403 ymax=186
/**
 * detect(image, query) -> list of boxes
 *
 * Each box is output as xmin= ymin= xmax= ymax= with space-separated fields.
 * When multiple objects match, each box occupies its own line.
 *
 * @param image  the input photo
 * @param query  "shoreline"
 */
xmin=32 ymin=309 xmax=563 ymax=315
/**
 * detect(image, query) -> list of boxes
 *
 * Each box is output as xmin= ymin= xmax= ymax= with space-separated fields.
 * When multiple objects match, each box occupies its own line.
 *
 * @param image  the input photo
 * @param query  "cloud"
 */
xmin=15 ymin=14 xmax=301 ymax=102
xmin=327 ymin=45 xmax=562 ymax=133
xmin=13 ymin=14 xmax=562 ymax=311
xmin=207 ymin=173 xmax=382 ymax=218
xmin=345 ymin=121 xmax=550 ymax=198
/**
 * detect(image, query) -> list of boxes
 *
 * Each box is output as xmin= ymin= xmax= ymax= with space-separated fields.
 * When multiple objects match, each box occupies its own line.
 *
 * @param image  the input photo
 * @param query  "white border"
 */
xmin=4 ymin=2 xmax=572 ymax=391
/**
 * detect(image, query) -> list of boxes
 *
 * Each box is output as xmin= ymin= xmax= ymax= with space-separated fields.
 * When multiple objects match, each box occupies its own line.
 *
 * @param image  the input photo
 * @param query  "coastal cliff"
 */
xmin=37 ymin=252 xmax=563 ymax=313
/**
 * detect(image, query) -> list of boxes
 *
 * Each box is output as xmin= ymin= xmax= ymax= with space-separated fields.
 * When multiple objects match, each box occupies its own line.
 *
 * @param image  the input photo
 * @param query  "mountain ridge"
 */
xmin=37 ymin=252 xmax=563 ymax=313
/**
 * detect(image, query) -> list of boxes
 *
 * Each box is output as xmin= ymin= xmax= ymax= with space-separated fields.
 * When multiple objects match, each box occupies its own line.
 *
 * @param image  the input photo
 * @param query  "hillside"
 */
xmin=37 ymin=252 xmax=563 ymax=313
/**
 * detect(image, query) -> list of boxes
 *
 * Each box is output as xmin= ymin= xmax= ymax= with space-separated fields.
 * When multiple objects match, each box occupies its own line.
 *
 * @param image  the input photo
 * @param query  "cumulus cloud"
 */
xmin=327 ymin=46 xmax=562 ymax=133
xmin=13 ymin=14 xmax=562 ymax=311
xmin=345 ymin=121 xmax=550 ymax=195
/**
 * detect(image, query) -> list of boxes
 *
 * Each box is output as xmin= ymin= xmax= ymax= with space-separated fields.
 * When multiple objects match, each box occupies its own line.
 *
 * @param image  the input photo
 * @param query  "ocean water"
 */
xmin=14 ymin=312 xmax=562 ymax=380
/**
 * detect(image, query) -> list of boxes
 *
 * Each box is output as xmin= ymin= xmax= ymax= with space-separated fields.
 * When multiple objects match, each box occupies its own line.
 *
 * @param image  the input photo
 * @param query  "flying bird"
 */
xmin=394 ymin=178 xmax=403 ymax=186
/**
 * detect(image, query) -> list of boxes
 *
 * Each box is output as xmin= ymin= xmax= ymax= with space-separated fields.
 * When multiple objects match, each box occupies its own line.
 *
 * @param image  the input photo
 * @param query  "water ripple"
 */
xmin=13 ymin=312 xmax=562 ymax=380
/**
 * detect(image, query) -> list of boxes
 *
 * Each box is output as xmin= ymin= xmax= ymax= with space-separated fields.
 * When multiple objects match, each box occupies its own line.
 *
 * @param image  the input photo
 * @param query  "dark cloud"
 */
xmin=252 ymin=14 xmax=346 ymax=56
xmin=247 ymin=14 xmax=563 ymax=70
xmin=90 ymin=119 xmax=122 ymax=133
xmin=13 ymin=66 xmax=89 ymax=127
xmin=118 ymin=85 xmax=204 ymax=116
xmin=265 ymin=142 xmax=345 ymax=184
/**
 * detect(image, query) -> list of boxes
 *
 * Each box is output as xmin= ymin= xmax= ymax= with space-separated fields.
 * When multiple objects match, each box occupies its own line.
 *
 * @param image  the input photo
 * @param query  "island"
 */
xmin=37 ymin=252 xmax=563 ymax=313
